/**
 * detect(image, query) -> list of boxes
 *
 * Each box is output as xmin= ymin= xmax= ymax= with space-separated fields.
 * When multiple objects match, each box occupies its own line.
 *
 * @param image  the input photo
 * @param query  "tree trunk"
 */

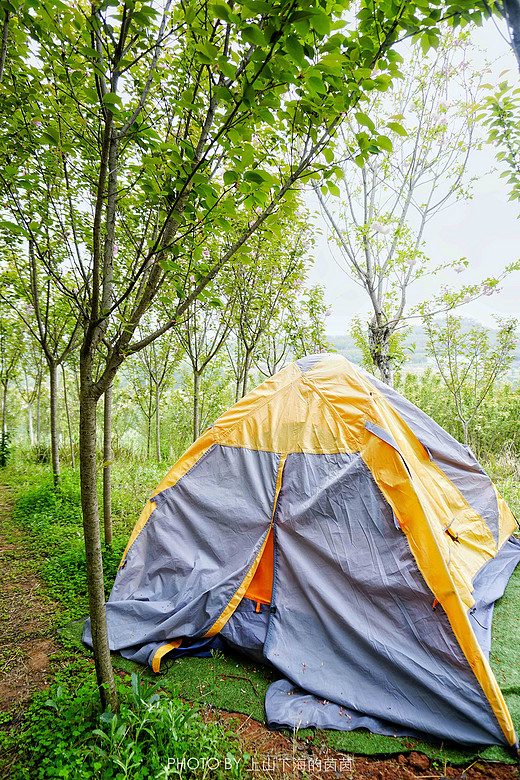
xmin=2 ymin=380 xmax=7 ymax=436
xmin=28 ymin=400 xmax=34 ymax=446
xmin=193 ymin=370 xmax=201 ymax=442
xmin=79 ymin=354 xmax=117 ymax=711
xmin=36 ymin=375 xmax=41 ymax=447
xmin=25 ymin=373 xmax=35 ymax=446
xmin=241 ymin=351 xmax=252 ymax=398
xmin=49 ymin=360 xmax=60 ymax=486
xmin=103 ymin=383 xmax=113 ymax=548
xmin=155 ymin=382 xmax=161 ymax=462
xmin=62 ymin=365 xmax=75 ymax=470
xmin=368 ymin=321 xmax=394 ymax=387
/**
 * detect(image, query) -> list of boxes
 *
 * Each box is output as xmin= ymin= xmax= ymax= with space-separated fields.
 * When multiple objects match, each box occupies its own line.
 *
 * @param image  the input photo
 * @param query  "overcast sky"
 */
xmin=306 ymin=17 xmax=520 ymax=335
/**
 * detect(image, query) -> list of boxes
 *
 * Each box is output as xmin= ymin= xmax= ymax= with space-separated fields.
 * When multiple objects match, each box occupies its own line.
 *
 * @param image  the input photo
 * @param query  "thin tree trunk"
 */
xmin=49 ymin=360 xmax=60 ymax=486
xmin=2 ymin=381 xmax=7 ymax=436
xmin=193 ymin=370 xmax=201 ymax=442
xmin=103 ymin=383 xmax=113 ymax=547
xmin=25 ymin=373 xmax=35 ymax=446
xmin=62 ymin=365 xmax=75 ymax=470
xmin=36 ymin=374 xmax=41 ymax=447
xmin=79 ymin=356 xmax=117 ymax=711
xmin=155 ymin=382 xmax=161 ymax=462
xmin=0 ymin=11 xmax=9 ymax=84
xmin=241 ymin=351 xmax=252 ymax=398
xmin=28 ymin=401 xmax=34 ymax=446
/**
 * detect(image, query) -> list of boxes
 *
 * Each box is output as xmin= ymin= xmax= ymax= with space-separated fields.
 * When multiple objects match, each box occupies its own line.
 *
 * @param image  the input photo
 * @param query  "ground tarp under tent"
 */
xmin=83 ymin=353 xmax=520 ymax=752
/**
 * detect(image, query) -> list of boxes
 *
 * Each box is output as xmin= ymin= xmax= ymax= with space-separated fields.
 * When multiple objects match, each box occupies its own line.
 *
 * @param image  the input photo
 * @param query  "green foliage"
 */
xmin=397 ymin=368 xmax=520 ymax=461
xmin=423 ymin=314 xmax=518 ymax=445
xmin=5 ymin=673 xmax=245 ymax=779
xmin=171 ymin=359 xmax=235 ymax=451
xmin=30 ymin=444 xmax=52 ymax=464
xmin=479 ymin=81 xmax=520 ymax=206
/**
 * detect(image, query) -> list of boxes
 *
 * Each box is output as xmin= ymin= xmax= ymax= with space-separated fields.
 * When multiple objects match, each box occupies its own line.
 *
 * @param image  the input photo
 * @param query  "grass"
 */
xmin=2 ymin=452 xmax=520 ymax=770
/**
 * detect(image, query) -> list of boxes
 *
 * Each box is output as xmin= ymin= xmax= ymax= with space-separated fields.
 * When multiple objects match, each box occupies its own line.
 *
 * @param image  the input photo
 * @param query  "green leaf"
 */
xmin=285 ymin=36 xmax=305 ymax=66
xmin=289 ymin=10 xmax=315 ymax=22
xmin=41 ymin=128 xmax=60 ymax=145
xmin=323 ymin=146 xmax=334 ymax=164
xmin=355 ymin=112 xmax=375 ymax=132
xmin=376 ymin=134 xmax=393 ymax=153
xmin=307 ymin=75 xmax=326 ymax=94
xmin=223 ymin=170 xmax=238 ymax=186
xmin=196 ymin=41 xmax=220 ymax=64
xmin=243 ymin=169 xmax=275 ymax=186
xmin=210 ymin=1 xmax=232 ymax=21
xmin=311 ymin=12 xmax=331 ymax=37
xmin=102 ymin=92 xmax=121 ymax=105
xmin=242 ymin=25 xmax=266 ymax=48
xmin=386 ymin=121 xmax=407 ymax=137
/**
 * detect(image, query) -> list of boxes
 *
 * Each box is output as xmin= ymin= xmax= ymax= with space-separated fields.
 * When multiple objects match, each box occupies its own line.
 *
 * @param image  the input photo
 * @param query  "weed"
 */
xmin=4 ymin=672 xmax=246 ymax=779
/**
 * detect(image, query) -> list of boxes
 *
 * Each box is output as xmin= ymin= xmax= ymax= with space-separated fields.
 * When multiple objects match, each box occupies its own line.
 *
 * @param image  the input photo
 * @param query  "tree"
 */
xmin=0 ymin=246 xmax=81 ymax=485
xmin=255 ymin=284 xmax=332 ymax=377
xmin=225 ymin=212 xmax=311 ymax=399
xmin=498 ymin=0 xmax=520 ymax=72
xmin=423 ymin=314 xmax=518 ymax=446
xmin=315 ymin=31 xmax=486 ymax=385
xmin=0 ymin=311 xmax=20 ymax=464
xmin=175 ymin=293 xmax=235 ymax=441
xmin=0 ymin=0 xmax=496 ymax=709
xmin=128 ymin=327 xmax=180 ymax=454
xmin=16 ymin=335 xmax=46 ymax=448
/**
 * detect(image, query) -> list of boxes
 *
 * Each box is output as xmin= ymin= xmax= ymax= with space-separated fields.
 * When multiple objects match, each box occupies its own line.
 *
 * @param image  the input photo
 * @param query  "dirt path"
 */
xmin=0 ymin=482 xmax=518 ymax=780
xmin=0 ymin=484 xmax=59 ymax=716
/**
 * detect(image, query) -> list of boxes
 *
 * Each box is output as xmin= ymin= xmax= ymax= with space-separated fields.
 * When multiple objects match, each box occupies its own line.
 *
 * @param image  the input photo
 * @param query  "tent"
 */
xmin=84 ymin=353 xmax=520 ymax=750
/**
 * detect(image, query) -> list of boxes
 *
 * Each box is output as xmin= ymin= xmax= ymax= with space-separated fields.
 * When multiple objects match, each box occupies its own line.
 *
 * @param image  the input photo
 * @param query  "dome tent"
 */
xmin=83 ymin=354 xmax=520 ymax=750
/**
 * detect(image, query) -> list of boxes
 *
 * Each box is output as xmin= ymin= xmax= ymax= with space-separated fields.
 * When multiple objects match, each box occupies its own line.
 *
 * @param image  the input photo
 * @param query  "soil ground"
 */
xmin=0 ymin=484 xmax=518 ymax=780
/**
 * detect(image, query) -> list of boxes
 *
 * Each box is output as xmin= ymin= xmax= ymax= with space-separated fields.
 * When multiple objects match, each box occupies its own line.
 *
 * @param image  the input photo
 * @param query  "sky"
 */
xmin=306 ymin=16 xmax=520 ymax=336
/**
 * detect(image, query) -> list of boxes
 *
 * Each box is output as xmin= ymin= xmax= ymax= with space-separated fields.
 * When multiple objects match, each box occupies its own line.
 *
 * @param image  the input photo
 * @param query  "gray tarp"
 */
xmin=84 ymin=445 xmax=280 ymax=667
xmin=262 ymin=451 xmax=507 ymax=746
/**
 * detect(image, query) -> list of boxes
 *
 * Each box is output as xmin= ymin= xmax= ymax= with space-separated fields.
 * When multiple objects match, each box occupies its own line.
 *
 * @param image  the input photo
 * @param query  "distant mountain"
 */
xmin=328 ymin=319 xmax=520 ymax=382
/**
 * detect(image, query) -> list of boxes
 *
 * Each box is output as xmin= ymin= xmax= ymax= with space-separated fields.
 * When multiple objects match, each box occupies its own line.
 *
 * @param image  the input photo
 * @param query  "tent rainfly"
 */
xmin=84 ymin=354 xmax=520 ymax=751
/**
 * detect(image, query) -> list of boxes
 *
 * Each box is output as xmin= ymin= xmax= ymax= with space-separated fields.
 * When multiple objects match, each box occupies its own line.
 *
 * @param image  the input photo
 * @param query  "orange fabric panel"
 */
xmin=245 ymin=527 xmax=274 ymax=605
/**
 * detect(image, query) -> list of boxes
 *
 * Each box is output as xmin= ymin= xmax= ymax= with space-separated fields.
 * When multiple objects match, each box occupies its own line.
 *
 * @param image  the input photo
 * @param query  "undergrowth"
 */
xmin=2 ymin=459 xmax=164 ymax=623
xmin=6 ymin=471 xmax=124 ymax=622
xmin=2 ymin=671 xmax=245 ymax=779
